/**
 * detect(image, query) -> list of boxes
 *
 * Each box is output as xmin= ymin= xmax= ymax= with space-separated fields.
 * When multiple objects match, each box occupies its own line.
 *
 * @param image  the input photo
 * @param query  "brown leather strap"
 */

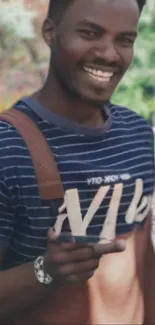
xmin=0 ymin=109 xmax=64 ymax=200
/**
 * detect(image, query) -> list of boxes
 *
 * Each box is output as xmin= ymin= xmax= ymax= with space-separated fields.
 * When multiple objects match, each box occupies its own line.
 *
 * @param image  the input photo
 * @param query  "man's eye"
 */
xmin=78 ymin=30 xmax=98 ymax=38
xmin=120 ymin=38 xmax=135 ymax=46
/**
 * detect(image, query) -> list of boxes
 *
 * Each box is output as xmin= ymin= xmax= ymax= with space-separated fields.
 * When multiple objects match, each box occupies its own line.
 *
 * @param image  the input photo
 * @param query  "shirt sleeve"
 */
xmin=0 ymin=170 xmax=15 ymax=248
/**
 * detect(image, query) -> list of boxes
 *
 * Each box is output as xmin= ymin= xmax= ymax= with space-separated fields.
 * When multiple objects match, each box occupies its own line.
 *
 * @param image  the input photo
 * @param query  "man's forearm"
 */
xmin=0 ymin=261 xmax=52 ymax=319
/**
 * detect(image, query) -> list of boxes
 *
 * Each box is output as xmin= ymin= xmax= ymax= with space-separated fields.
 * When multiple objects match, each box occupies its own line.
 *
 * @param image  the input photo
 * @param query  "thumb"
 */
xmin=91 ymin=239 xmax=126 ymax=256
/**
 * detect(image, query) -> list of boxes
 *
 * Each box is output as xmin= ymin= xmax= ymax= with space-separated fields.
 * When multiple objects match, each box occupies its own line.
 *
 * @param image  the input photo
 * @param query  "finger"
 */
xmin=48 ymin=230 xmax=87 ymax=251
xmin=62 ymin=242 xmax=88 ymax=250
xmin=60 ymin=258 xmax=99 ymax=275
xmin=91 ymin=239 xmax=126 ymax=256
xmin=50 ymin=246 xmax=94 ymax=264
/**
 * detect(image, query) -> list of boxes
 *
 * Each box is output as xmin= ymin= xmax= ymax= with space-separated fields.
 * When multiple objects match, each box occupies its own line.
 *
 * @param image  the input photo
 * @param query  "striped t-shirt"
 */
xmin=0 ymin=97 xmax=154 ymax=269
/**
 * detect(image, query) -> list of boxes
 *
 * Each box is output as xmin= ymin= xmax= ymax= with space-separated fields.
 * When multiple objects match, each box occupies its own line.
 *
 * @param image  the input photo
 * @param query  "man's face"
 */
xmin=50 ymin=0 xmax=140 ymax=104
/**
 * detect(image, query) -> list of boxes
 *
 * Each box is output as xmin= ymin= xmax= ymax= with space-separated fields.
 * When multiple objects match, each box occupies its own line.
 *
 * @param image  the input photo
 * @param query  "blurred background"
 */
xmin=0 ymin=0 xmax=155 ymax=124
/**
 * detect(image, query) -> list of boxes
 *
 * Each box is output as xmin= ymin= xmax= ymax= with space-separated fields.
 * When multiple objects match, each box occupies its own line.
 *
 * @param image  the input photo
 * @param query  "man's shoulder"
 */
xmin=0 ymin=103 xmax=35 ymax=175
xmin=110 ymin=103 xmax=153 ymax=135
xmin=0 ymin=101 xmax=32 ymax=151
xmin=0 ymin=99 xmax=37 ymax=140
xmin=0 ymin=111 xmax=19 ymax=137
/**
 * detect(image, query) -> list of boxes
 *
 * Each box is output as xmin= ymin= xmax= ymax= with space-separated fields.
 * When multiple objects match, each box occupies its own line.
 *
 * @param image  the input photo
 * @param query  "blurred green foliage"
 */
xmin=112 ymin=4 xmax=155 ymax=122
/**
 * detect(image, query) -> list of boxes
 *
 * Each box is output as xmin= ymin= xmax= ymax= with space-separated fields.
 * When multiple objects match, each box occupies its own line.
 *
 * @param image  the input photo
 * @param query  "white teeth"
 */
xmin=83 ymin=66 xmax=113 ymax=79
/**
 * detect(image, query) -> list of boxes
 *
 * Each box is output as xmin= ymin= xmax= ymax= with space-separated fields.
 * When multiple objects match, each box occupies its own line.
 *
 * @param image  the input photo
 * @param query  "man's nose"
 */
xmin=93 ymin=39 xmax=120 ymax=64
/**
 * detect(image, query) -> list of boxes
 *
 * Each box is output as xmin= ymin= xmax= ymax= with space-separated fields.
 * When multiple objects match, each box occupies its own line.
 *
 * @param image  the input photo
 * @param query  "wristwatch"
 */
xmin=34 ymin=256 xmax=53 ymax=285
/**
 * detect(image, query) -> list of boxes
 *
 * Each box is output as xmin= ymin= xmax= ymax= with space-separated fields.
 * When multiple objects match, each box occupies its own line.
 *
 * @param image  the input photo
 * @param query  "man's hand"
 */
xmin=44 ymin=230 xmax=126 ymax=284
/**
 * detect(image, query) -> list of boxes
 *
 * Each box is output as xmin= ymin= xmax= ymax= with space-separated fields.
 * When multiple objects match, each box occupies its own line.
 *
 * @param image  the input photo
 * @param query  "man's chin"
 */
xmin=85 ymin=97 xmax=110 ymax=106
xmin=78 ymin=90 xmax=112 ymax=106
xmin=64 ymin=83 xmax=112 ymax=105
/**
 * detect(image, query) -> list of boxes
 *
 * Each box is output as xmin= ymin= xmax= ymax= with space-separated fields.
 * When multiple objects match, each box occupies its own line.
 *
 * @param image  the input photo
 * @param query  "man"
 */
xmin=0 ymin=0 xmax=154 ymax=324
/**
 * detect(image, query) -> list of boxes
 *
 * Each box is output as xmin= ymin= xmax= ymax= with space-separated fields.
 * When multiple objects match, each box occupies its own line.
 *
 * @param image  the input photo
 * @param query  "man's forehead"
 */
xmin=67 ymin=0 xmax=139 ymax=12
xmin=62 ymin=0 xmax=139 ymax=31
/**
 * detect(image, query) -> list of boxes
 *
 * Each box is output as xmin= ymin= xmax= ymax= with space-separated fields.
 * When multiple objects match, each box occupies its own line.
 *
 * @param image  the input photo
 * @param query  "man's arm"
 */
xmin=0 ymin=256 xmax=53 ymax=319
xmin=0 ymin=170 xmax=53 ymax=320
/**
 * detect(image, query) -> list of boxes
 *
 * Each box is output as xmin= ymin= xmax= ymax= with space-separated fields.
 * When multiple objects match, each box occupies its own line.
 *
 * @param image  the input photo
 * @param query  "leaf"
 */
xmin=0 ymin=0 xmax=37 ymax=39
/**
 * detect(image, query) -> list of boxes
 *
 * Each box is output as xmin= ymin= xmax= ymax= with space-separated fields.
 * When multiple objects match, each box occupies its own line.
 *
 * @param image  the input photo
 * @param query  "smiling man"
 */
xmin=0 ymin=0 xmax=154 ymax=324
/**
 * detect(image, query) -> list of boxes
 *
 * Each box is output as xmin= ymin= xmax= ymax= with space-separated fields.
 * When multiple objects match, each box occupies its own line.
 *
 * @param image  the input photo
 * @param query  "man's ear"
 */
xmin=42 ymin=18 xmax=56 ymax=48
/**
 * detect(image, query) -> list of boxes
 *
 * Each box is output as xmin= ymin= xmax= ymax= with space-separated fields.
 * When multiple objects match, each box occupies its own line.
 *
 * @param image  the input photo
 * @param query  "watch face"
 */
xmin=34 ymin=256 xmax=52 ymax=284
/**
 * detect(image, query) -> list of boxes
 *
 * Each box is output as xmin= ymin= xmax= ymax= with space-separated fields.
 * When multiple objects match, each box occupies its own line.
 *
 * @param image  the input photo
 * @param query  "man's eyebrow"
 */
xmin=76 ymin=19 xmax=138 ymax=37
xmin=76 ymin=19 xmax=103 ymax=31
xmin=119 ymin=31 xmax=138 ymax=38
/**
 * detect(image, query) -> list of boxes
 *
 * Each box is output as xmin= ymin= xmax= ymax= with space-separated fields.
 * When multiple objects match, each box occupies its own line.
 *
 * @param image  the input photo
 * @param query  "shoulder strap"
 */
xmin=0 ymin=109 xmax=64 ymax=200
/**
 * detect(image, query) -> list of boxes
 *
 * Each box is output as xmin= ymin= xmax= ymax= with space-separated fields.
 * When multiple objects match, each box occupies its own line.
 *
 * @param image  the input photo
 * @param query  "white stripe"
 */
xmin=0 ymin=137 xmax=22 ymax=144
xmin=0 ymin=191 xmax=9 ymax=199
xmin=108 ymin=125 xmax=150 ymax=133
xmin=47 ymin=134 xmax=80 ymax=141
xmin=2 ymin=165 xmax=33 ymax=172
xmin=24 ymin=216 xmax=51 ymax=220
xmin=5 ymin=175 xmax=35 ymax=181
xmin=0 ymin=226 xmax=13 ymax=230
xmin=18 ymin=224 xmax=48 ymax=230
xmin=112 ymin=118 xmax=146 ymax=126
xmin=16 ymin=231 xmax=47 ymax=240
xmin=59 ymin=153 xmax=152 ymax=165
xmin=111 ymin=107 xmax=139 ymax=117
xmin=10 ymin=246 xmax=36 ymax=258
xmin=85 ymin=154 xmax=153 ymax=165
xmin=0 ymin=155 xmax=31 ymax=160
xmin=51 ymin=131 xmax=151 ymax=149
xmin=61 ymin=161 xmax=152 ymax=175
xmin=0 ymin=145 xmax=28 ymax=151
xmin=54 ymin=142 xmax=151 ymax=157
xmin=13 ymin=240 xmax=45 ymax=250
xmin=17 ymin=206 xmax=49 ymax=211
xmin=132 ymin=171 xmax=154 ymax=178
xmin=0 ymin=217 xmax=14 ymax=223
xmin=19 ymin=184 xmax=37 ymax=189
xmin=0 ymin=234 xmax=11 ymax=239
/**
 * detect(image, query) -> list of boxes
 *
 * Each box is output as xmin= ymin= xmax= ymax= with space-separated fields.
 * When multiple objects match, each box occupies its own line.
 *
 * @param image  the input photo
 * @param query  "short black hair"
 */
xmin=48 ymin=0 xmax=146 ymax=22
xmin=137 ymin=0 xmax=147 ymax=11
xmin=48 ymin=0 xmax=73 ymax=22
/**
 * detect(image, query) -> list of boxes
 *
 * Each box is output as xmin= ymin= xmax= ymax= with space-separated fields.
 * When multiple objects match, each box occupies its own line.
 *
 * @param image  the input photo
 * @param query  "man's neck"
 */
xmin=34 ymin=77 xmax=106 ymax=129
